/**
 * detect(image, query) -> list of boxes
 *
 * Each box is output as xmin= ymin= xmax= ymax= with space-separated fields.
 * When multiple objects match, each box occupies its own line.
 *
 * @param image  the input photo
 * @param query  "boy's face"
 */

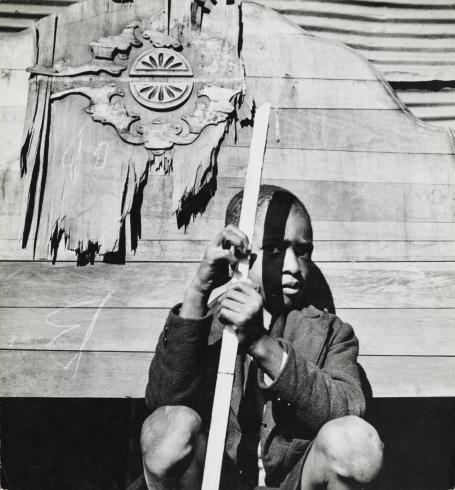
xmin=248 ymin=204 xmax=313 ymax=312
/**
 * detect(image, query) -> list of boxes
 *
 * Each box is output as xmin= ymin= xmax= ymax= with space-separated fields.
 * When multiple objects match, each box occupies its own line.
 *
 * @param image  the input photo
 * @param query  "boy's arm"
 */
xmin=145 ymin=303 xmax=213 ymax=415
xmin=145 ymin=225 xmax=251 ymax=415
xmin=258 ymin=318 xmax=366 ymax=438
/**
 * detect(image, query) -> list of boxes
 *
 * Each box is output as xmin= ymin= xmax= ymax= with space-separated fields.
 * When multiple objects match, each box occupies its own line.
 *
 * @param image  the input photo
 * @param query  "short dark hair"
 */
xmin=225 ymin=184 xmax=313 ymax=240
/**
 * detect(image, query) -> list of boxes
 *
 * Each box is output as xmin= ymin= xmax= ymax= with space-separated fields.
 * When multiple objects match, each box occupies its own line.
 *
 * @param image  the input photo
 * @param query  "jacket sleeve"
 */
xmin=145 ymin=304 xmax=213 ymax=415
xmin=259 ymin=318 xmax=366 ymax=438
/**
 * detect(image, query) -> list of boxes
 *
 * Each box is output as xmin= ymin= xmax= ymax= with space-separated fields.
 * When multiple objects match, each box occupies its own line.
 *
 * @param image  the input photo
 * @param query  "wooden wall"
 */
xmin=2 ymin=0 xmax=455 ymax=128
xmin=0 ymin=0 xmax=454 ymax=399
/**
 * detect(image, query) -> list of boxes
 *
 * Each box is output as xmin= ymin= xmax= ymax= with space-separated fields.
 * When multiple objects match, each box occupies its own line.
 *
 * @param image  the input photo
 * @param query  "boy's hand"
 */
xmin=217 ymin=279 xmax=264 ymax=347
xmin=191 ymin=225 xmax=251 ymax=296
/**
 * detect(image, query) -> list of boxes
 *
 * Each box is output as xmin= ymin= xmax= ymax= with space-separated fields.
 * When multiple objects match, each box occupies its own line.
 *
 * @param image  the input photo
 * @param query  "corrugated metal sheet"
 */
xmin=1 ymin=0 xmax=455 ymax=127
xmin=262 ymin=0 xmax=455 ymax=128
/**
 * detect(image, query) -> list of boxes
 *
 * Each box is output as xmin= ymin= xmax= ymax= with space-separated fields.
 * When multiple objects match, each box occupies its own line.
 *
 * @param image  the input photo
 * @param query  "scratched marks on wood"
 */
xmin=46 ymin=291 xmax=114 ymax=377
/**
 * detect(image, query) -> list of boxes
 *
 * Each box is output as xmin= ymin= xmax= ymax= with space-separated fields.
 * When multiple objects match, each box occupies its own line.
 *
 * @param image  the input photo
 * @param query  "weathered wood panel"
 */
xmin=1 ymin=262 xmax=454 ymax=309
xmin=0 ymin=0 xmax=454 ymax=404
xmin=1 ymin=307 xmax=454 ymax=356
xmin=1 ymin=350 xmax=453 ymax=398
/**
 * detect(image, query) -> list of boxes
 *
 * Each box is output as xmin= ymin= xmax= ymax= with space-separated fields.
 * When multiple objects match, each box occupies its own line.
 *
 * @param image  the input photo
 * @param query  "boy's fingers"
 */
xmin=221 ymin=288 xmax=247 ymax=304
xmin=232 ymin=279 xmax=261 ymax=294
xmin=216 ymin=249 xmax=238 ymax=266
xmin=212 ymin=227 xmax=250 ymax=255
xmin=219 ymin=298 xmax=242 ymax=313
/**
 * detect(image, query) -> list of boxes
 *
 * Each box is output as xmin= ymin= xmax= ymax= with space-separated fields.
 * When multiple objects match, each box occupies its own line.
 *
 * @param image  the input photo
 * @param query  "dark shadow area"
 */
xmin=1 ymin=398 xmax=149 ymax=490
xmin=2 ymin=398 xmax=454 ymax=490
xmin=176 ymin=161 xmax=218 ymax=230
xmin=306 ymin=262 xmax=335 ymax=314
xmin=129 ymin=174 xmax=149 ymax=254
xmin=76 ymin=241 xmax=100 ymax=266
xmin=103 ymin=223 xmax=127 ymax=265
xmin=358 ymin=362 xmax=373 ymax=401
xmin=366 ymin=398 xmax=455 ymax=490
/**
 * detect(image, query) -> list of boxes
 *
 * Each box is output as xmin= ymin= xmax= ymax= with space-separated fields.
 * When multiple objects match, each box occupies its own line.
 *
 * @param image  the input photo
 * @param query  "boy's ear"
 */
xmin=249 ymin=253 xmax=258 ymax=269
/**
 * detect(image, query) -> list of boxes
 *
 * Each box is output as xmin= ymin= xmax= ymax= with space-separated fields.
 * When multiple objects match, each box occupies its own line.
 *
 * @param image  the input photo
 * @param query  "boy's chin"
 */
xmin=283 ymin=293 xmax=301 ymax=310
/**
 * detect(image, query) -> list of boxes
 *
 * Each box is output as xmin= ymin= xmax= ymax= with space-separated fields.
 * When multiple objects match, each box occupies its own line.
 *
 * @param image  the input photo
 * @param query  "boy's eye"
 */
xmin=263 ymin=245 xmax=281 ymax=255
xmin=294 ymin=244 xmax=312 ymax=259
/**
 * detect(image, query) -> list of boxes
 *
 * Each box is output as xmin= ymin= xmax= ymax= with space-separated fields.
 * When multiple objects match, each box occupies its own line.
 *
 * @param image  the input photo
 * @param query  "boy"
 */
xmin=141 ymin=185 xmax=383 ymax=490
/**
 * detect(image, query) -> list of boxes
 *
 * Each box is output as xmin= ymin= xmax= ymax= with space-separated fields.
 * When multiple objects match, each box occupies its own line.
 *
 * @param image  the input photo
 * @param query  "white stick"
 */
xmin=201 ymin=103 xmax=271 ymax=490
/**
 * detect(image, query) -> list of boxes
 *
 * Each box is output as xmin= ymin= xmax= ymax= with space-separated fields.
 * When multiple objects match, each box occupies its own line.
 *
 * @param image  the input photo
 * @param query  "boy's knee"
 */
xmin=141 ymin=405 xmax=203 ymax=480
xmin=314 ymin=415 xmax=383 ymax=485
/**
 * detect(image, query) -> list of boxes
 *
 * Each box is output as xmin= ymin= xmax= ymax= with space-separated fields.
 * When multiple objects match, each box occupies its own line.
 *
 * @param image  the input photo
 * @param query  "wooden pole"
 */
xmin=201 ymin=103 xmax=271 ymax=490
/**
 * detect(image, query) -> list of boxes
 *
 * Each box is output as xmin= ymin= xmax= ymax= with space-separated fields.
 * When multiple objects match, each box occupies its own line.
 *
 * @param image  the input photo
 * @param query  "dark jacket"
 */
xmin=145 ymin=304 xmax=366 ymax=487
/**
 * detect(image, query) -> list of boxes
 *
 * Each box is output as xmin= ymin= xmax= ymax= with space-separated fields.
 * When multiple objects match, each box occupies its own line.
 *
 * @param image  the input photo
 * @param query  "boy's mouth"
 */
xmin=282 ymin=281 xmax=301 ymax=295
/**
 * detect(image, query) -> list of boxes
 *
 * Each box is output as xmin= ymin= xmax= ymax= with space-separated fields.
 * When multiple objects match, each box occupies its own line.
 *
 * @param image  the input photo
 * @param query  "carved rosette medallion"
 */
xmin=129 ymin=48 xmax=194 ymax=110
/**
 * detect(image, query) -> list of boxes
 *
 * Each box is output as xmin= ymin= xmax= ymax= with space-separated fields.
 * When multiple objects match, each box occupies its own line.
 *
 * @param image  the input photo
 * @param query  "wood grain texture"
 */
xmin=245 ymin=78 xmax=399 ymax=110
xmin=226 ymin=108 xmax=454 ymax=154
xmin=0 ymin=261 xmax=454 ymax=309
xmin=217 ymin=147 xmax=455 ymax=186
xmin=1 ymin=307 xmax=454 ymax=356
xmin=2 ymin=239 xmax=454 ymax=262
xmin=1 ymin=350 xmax=454 ymax=398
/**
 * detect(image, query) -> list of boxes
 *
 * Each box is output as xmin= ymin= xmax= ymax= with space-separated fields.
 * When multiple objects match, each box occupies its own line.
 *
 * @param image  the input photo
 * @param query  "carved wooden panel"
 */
xmin=20 ymin=0 xmax=246 ymax=259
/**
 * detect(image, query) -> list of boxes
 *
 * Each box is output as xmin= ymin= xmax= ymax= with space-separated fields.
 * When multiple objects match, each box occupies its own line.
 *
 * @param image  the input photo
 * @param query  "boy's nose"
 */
xmin=282 ymin=247 xmax=300 ymax=275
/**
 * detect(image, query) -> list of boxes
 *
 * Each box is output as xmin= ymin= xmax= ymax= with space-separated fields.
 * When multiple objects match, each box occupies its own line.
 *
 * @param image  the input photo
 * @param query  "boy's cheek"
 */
xmin=248 ymin=250 xmax=264 ymax=290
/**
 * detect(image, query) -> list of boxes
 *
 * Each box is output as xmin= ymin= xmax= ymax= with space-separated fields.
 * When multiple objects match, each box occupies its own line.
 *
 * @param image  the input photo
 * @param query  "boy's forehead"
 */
xmin=252 ymin=203 xmax=312 ymax=246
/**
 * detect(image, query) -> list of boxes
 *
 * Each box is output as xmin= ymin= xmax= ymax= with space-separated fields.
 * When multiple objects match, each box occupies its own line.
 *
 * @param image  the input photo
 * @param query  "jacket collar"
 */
xmin=299 ymin=304 xmax=323 ymax=317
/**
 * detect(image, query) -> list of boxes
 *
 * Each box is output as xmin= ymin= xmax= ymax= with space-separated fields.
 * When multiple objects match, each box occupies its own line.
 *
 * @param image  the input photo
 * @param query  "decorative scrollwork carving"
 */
xmin=28 ymin=60 xmax=127 ymax=78
xmin=89 ymin=22 xmax=143 ymax=60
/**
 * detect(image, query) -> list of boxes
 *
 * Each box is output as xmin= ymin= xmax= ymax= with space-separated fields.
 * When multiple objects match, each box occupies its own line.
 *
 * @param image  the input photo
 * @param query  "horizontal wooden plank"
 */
xmin=0 ymin=350 xmax=453 ymax=397
xmin=0 ymin=307 xmax=166 ymax=353
xmin=1 ymin=307 xmax=454 ymax=356
xmin=128 ymin=239 xmax=455 ymax=263
xmin=0 ymin=3 xmax=72 ymax=16
xmin=246 ymin=78 xmax=398 ymax=109
xmin=0 ymin=350 xmax=151 ymax=398
xmin=139 ymin=177 xmax=455 ymax=224
xmin=4 ymin=175 xmax=455 ymax=247
xmin=2 ymin=238 xmax=455 ymax=263
xmin=361 ymin=356 xmax=455 ymax=398
xmin=227 ymin=108 xmax=454 ymax=154
xmin=0 ymin=262 xmax=454 ymax=309
xmin=217 ymin=147 xmax=455 ymax=186
xmin=339 ymin=308 xmax=455 ymax=356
